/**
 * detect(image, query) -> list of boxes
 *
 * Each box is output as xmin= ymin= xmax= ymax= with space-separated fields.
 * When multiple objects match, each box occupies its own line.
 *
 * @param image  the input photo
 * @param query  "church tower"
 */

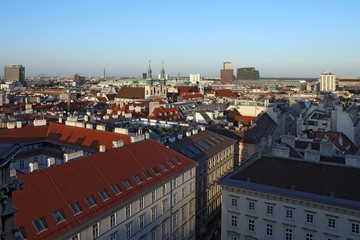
xmin=146 ymin=60 xmax=153 ymax=85
xmin=159 ymin=61 xmax=166 ymax=85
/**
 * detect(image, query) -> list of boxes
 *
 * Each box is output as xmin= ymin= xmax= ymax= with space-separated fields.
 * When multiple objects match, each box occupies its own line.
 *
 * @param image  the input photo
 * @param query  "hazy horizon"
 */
xmin=1 ymin=1 xmax=359 ymax=78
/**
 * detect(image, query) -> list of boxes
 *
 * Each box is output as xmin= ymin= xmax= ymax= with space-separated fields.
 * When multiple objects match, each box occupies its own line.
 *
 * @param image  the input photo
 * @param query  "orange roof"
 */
xmin=214 ymin=89 xmax=237 ymax=99
xmin=182 ymin=93 xmax=204 ymax=100
xmin=13 ymin=140 xmax=196 ymax=239
xmin=0 ymin=123 xmax=131 ymax=150
xmin=234 ymin=115 xmax=256 ymax=125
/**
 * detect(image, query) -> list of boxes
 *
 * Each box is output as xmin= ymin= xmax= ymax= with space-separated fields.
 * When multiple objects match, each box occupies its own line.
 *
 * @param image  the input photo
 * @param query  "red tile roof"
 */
xmin=234 ymin=115 xmax=256 ymax=125
xmin=182 ymin=93 xmax=204 ymax=100
xmin=176 ymin=86 xmax=198 ymax=95
xmin=0 ymin=123 xmax=131 ymax=150
xmin=13 ymin=140 xmax=196 ymax=239
xmin=213 ymin=89 xmax=237 ymax=99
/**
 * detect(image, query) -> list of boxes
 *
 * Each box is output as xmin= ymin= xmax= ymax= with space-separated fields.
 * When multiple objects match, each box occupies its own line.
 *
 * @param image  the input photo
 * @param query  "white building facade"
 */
xmin=320 ymin=71 xmax=336 ymax=92
xmin=220 ymin=155 xmax=360 ymax=240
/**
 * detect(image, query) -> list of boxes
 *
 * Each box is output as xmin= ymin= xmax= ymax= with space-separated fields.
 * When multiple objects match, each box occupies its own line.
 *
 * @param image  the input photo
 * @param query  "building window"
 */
xmin=99 ymin=189 xmax=110 ymax=201
xmin=266 ymin=223 xmax=273 ymax=237
xmin=152 ymin=166 xmax=160 ymax=175
xmin=111 ymin=184 xmax=122 ymax=195
xmin=351 ymin=222 xmax=360 ymax=234
xmin=182 ymin=187 xmax=186 ymax=199
xmin=173 ymin=211 xmax=179 ymax=227
xmin=110 ymin=232 xmax=117 ymax=240
xmin=70 ymin=202 xmax=82 ymax=215
xmin=162 ymin=221 xmax=168 ymax=238
xmin=139 ymin=214 xmax=145 ymax=229
xmin=126 ymin=204 xmax=131 ymax=219
xmin=286 ymin=209 xmax=293 ymax=219
xmin=231 ymin=196 xmax=239 ymax=208
xmin=151 ymin=207 xmax=157 ymax=221
xmin=229 ymin=235 xmax=238 ymax=240
xmin=306 ymin=213 xmax=314 ymax=224
xmin=133 ymin=174 xmax=143 ymax=184
xmin=190 ymin=182 xmax=194 ymax=193
xmin=248 ymin=200 xmax=255 ymax=211
xmin=181 ymin=224 xmax=187 ymax=239
xmin=173 ymin=178 xmax=178 ymax=188
xmin=328 ymin=217 xmax=336 ymax=229
xmin=123 ymin=179 xmax=133 ymax=189
xmin=285 ymin=227 xmax=293 ymax=240
xmin=144 ymin=170 xmax=152 ymax=179
xmin=92 ymin=223 xmax=99 ymax=239
xmin=174 ymin=193 xmax=178 ymax=205
xmin=160 ymin=163 xmax=168 ymax=171
xmin=85 ymin=195 xmax=96 ymax=208
xmin=110 ymin=213 xmax=116 ymax=228
xmin=71 ymin=234 xmax=80 ymax=240
xmin=305 ymin=232 xmax=313 ymax=240
xmin=162 ymin=184 xmax=166 ymax=195
xmin=162 ymin=199 xmax=168 ymax=213
xmin=125 ymin=222 xmax=132 ymax=239
xmin=231 ymin=215 xmax=238 ymax=227
xmin=152 ymin=190 xmax=157 ymax=203
xmin=181 ymin=205 xmax=187 ymax=221
xmin=139 ymin=196 xmax=144 ymax=210
xmin=33 ymin=217 xmax=47 ymax=233
xmin=52 ymin=209 xmax=66 ymax=223
xmin=266 ymin=205 xmax=274 ymax=215
xmin=189 ymin=199 xmax=195 ymax=214
xmin=151 ymin=230 xmax=156 ymax=240
xmin=248 ymin=218 xmax=255 ymax=232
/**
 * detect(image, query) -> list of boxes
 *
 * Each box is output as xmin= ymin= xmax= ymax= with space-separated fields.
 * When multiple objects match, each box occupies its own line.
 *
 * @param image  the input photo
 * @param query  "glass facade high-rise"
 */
xmin=4 ymin=65 xmax=25 ymax=86
xmin=237 ymin=67 xmax=260 ymax=80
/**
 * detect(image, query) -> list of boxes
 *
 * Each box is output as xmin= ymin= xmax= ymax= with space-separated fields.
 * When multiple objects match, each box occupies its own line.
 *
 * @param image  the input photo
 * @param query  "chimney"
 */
xmin=10 ymin=169 xmax=17 ymax=178
xmin=280 ymin=135 xmax=295 ymax=148
xmin=47 ymin=157 xmax=55 ymax=167
xmin=320 ymin=141 xmax=333 ymax=157
xmin=192 ymin=129 xmax=198 ymax=135
xmin=345 ymin=154 xmax=360 ymax=168
xmin=186 ymin=131 xmax=191 ymax=137
xmin=99 ymin=145 xmax=106 ymax=153
xmin=112 ymin=140 xmax=124 ymax=149
xmin=272 ymin=145 xmax=290 ymax=158
xmin=29 ymin=162 xmax=39 ymax=172
xmin=304 ymin=144 xmax=320 ymax=161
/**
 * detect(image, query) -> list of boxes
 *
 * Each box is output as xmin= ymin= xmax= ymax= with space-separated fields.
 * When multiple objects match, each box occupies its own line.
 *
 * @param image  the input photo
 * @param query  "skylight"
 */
xmin=33 ymin=217 xmax=47 ymax=233
xmin=111 ymin=184 xmax=122 ymax=195
xmin=52 ymin=209 xmax=66 ymax=223
xmin=99 ymin=189 xmax=110 ymax=201
xmin=133 ymin=175 xmax=143 ymax=184
xmin=123 ymin=179 xmax=133 ymax=189
xmin=70 ymin=202 xmax=82 ymax=215
xmin=85 ymin=195 xmax=97 ymax=208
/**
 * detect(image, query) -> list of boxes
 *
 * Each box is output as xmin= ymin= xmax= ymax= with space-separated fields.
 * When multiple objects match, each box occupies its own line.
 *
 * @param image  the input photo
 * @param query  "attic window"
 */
xmin=111 ymin=184 xmax=122 ymax=195
xmin=123 ymin=179 xmax=133 ymax=189
xmin=160 ymin=163 xmax=168 ymax=171
xmin=174 ymin=156 xmax=182 ymax=165
xmin=85 ymin=195 xmax=97 ymax=208
xmin=99 ymin=189 xmax=110 ymax=201
xmin=70 ymin=202 xmax=82 ymax=215
xmin=33 ymin=217 xmax=47 ymax=233
xmin=133 ymin=175 xmax=143 ymax=184
xmin=143 ymin=170 xmax=152 ymax=179
xmin=53 ymin=209 xmax=66 ymax=223
xmin=152 ymin=166 xmax=160 ymax=175
xmin=167 ymin=160 xmax=175 ymax=168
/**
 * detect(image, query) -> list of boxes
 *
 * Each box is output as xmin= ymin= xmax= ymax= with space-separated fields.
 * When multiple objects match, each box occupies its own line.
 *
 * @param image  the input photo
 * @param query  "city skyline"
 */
xmin=1 ymin=0 xmax=360 ymax=78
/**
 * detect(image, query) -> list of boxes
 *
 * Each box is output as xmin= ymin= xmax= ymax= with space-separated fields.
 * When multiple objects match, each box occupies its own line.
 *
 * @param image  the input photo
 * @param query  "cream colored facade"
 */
xmin=221 ymin=185 xmax=360 ymax=240
xmin=63 ymin=167 xmax=197 ymax=240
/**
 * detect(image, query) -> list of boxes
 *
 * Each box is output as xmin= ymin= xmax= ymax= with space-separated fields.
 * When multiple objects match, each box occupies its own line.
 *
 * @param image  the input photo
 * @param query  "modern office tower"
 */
xmin=320 ymin=71 xmax=336 ymax=92
xmin=189 ymin=74 xmax=201 ymax=84
xmin=220 ymin=62 xmax=234 ymax=84
xmin=4 ymin=64 xmax=26 ymax=86
xmin=236 ymin=67 xmax=260 ymax=80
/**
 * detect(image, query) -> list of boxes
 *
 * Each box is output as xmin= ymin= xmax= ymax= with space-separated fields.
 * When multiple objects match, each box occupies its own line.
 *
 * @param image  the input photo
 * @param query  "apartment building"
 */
xmin=220 ymin=154 xmax=360 ymax=240
xmin=166 ymin=129 xmax=236 ymax=239
xmin=13 ymin=139 xmax=197 ymax=240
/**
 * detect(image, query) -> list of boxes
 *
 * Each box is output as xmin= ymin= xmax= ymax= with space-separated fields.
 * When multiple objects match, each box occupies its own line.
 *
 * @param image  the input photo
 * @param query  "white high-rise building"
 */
xmin=320 ymin=71 xmax=336 ymax=92
xmin=189 ymin=74 xmax=201 ymax=84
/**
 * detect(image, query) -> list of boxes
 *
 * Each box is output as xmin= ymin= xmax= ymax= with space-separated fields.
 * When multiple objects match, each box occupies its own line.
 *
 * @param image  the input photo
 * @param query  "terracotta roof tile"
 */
xmin=13 ymin=140 xmax=196 ymax=240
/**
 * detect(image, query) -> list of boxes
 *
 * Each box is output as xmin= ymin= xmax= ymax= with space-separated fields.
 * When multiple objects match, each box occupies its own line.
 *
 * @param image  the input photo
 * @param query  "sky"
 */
xmin=0 ymin=0 xmax=359 ymax=78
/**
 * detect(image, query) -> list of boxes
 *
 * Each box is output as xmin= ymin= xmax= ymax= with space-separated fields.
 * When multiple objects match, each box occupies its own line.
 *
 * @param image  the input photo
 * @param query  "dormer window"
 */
xmin=133 ymin=175 xmax=143 ymax=184
xmin=99 ymin=189 xmax=110 ymax=201
xmin=33 ymin=217 xmax=47 ymax=233
xmin=70 ymin=202 xmax=82 ymax=215
xmin=160 ymin=163 xmax=168 ymax=171
xmin=111 ymin=184 xmax=122 ymax=195
xmin=152 ymin=166 xmax=160 ymax=175
xmin=123 ymin=179 xmax=133 ymax=189
xmin=53 ymin=209 xmax=66 ymax=223
xmin=85 ymin=195 xmax=97 ymax=208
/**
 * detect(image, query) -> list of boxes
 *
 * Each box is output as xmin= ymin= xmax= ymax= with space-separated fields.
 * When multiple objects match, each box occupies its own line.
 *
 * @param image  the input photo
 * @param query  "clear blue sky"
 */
xmin=0 ymin=0 xmax=359 ymax=78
